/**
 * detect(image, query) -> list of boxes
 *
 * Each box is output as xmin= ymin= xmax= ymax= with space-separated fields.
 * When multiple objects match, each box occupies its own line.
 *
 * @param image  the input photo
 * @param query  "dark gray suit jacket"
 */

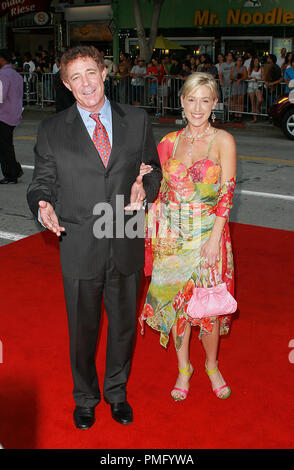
xmin=27 ymin=101 xmax=162 ymax=279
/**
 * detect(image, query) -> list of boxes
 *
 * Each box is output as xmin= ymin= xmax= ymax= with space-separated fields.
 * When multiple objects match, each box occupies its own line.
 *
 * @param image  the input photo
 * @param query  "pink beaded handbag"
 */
xmin=187 ymin=267 xmax=237 ymax=319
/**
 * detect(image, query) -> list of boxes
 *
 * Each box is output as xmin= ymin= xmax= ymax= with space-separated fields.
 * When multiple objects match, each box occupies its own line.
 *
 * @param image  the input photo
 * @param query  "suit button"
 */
xmin=105 ymin=173 xmax=109 ymax=178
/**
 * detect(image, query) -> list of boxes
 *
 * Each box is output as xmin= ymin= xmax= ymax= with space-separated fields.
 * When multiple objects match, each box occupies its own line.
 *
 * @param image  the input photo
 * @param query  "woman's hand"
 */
xmin=139 ymin=163 xmax=153 ymax=177
xmin=200 ymin=238 xmax=220 ymax=267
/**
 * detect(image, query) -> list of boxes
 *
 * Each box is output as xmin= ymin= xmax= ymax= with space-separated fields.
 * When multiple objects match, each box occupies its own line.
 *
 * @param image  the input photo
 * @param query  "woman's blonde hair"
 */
xmin=181 ymin=72 xmax=218 ymax=100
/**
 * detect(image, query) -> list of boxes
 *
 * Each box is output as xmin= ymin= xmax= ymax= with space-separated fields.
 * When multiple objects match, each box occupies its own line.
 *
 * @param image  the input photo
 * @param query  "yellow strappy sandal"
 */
xmin=171 ymin=363 xmax=194 ymax=402
xmin=205 ymin=360 xmax=231 ymax=400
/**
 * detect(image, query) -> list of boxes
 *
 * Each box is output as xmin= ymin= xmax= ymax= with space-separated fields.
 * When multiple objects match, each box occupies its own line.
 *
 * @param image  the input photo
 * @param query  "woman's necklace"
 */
xmin=184 ymin=123 xmax=211 ymax=157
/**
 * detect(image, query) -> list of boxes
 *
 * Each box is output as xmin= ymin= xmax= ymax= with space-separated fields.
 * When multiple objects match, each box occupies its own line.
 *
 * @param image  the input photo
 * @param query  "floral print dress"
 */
xmin=140 ymin=129 xmax=236 ymax=351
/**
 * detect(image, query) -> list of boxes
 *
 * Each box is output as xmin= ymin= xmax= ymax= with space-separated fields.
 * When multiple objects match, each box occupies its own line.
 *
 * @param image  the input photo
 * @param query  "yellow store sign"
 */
xmin=195 ymin=8 xmax=294 ymax=27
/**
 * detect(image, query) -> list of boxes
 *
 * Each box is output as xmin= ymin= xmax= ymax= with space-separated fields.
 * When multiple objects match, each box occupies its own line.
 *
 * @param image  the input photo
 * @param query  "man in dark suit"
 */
xmin=53 ymin=69 xmax=75 ymax=113
xmin=27 ymin=46 xmax=162 ymax=429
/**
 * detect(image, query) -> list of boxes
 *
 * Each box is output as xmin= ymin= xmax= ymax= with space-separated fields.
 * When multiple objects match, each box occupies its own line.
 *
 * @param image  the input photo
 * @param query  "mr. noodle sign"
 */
xmin=195 ymin=7 xmax=294 ymax=26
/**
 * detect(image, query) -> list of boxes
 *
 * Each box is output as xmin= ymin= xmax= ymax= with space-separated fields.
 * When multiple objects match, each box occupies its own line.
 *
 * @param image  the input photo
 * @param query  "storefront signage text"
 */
xmin=195 ymin=8 xmax=294 ymax=27
xmin=0 ymin=0 xmax=50 ymax=19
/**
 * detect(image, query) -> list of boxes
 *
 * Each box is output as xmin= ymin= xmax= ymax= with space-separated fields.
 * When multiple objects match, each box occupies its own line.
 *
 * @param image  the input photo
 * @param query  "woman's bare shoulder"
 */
xmin=214 ymin=128 xmax=236 ymax=146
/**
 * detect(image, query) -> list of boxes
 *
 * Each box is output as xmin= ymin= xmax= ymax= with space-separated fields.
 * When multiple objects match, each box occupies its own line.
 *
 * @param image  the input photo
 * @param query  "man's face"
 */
xmin=63 ymin=56 xmax=107 ymax=113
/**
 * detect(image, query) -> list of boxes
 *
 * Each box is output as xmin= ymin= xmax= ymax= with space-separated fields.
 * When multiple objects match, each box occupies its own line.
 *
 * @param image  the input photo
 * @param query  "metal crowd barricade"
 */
xmin=227 ymin=80 xmax=287 ymax=120
xmin=21 ymin=72 xmax=39 ymax=105
xmin=160 ymin=75 xmax=183 ymax=117
xmin=106 ymin=75 xmax=160 ymax=114
xmin=41 ymin=73 xmax=56 ymax=107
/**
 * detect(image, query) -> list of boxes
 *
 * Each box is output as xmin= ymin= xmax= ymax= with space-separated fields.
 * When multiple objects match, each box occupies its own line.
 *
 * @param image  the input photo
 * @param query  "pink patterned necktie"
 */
xmin=89 ymin=113 xmax=111 ymax=167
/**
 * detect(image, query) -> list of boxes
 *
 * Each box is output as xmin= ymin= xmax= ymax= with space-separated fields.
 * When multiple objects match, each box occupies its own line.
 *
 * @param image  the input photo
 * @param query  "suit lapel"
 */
xmin=106 ymin=101 xmax=127 ymax=173
xmin=64 ymin=102 xmax=127 ymax=174
xmin=65 ymin=103 xmax=106 ymax=173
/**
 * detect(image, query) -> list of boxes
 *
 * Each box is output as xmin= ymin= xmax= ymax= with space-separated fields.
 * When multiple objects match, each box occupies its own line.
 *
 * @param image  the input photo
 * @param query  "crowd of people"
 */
xmin=9 ymin=46 xmax=294 ymax=119
xmin=106 ymin=48 xmax=294 ymax=121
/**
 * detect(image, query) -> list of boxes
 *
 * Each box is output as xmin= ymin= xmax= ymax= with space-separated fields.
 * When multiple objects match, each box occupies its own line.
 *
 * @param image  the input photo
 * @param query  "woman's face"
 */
xmin=181 ymin=85 xmax=217 ymax=128
xmin=218 ymin=54 xmax=223 ymax=62
xmin=254 ymin=58 xmax=259 ymax=68
xmin=236 ymin=57 xmax=243 ymax=66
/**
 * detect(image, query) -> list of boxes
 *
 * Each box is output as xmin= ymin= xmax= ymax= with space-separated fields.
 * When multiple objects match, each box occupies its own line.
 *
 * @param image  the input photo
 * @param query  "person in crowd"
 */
xmin=170 ymin=56 xmax=182 ymax=76
xmin=284 ymin=56 xmax=294 ymax=94
xmin=281 ymin=52 xmax=293 ymax=76
xmin=27 ymin=45 xmax=162 ymax=429
xmin=196 ymin=54 xmax=209 ymax=72
xmin=140 ymin=72 xmax=236 ymax=402
xmin=130 ymin=57 xmax=146 ymax=105
xmin=203 ymin=57 xmax=218 ymax=78
xmin=162 ymin=55 xmax=172 ymax=74
xmin=277 ymin=47 xmax=287 ymax=68
xmin=190 ymin=56 xmax=198 ymax=72
xmin=230 ymin=55 xmax=247 ymax=121
xmin=34 ymin=52 xmax=44 ymax=105
xmin=247 ymin=57 xmax=264 ymax=122
xmin=147 ymin=57 xmax=164 ymax=106
xmin=52 ymin=56 xmax=60 ymax=74
xmin=11 ymin=51 xmax=22 ymax=71
xmin=23 ymin=52 xmax=35 ymax=78
xmin=244 ymin=49 xmax=254 ymax=71
xmin=264 ymin=54 xmax=282 ymax=107
xmin=218 ymin=52 xmax=235 ymax=104
xmin=178 ymin=60 xmax=192 ymax=81
xmin=0 ymin=49 xmax=24 ymax=184
xmin=40 ymin=50 xmax=50 ymax=72
xmin=215 ymin=53 xmax=224 ymax=75
xmin=117 ymin=52 xmax=132 ymax=104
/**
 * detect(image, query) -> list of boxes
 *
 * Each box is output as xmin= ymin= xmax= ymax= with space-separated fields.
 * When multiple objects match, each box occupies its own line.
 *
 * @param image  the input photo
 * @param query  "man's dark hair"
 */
xmin=24 ymin=52 xmax=32 ymax=60
xmin=269 ymin=54 xmax=277 ymax=64
xmin=0 ymin=49 xmax=11 ymax=62
xmin=60 ymin=45 xmax=105 ymax=81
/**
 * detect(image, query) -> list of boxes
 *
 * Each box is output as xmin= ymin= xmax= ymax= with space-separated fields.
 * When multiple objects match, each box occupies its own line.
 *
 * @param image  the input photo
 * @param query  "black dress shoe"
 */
xmin=109 ymin=401 xmax=133 ymax=425
xmin=0 ymin=177 xmax=17 ymax=184
xmin=73 ymin=406 xmax=95 ymax=430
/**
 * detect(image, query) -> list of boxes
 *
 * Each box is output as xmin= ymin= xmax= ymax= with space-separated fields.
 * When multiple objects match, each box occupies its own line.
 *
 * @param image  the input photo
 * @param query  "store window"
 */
xmin=221 ymin=36 xmax=272 ymax=61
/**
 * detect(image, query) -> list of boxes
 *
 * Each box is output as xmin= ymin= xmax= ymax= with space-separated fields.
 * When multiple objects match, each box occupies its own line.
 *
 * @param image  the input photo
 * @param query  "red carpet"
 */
xmin=0 ymin=222 xmax=293 ymax=449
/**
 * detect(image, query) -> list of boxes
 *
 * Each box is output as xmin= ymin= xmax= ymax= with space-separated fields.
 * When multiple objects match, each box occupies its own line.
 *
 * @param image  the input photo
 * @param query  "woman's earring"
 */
xmin=211 ymin=111 xmax=216 ymax=124
xmin=182 ymin=108 xmax=187 ymax=123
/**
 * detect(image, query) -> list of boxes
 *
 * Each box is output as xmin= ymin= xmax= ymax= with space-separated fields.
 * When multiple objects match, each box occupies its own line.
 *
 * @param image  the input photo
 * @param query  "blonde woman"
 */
xmin=140 ymin=73 xmax=237 ymax=402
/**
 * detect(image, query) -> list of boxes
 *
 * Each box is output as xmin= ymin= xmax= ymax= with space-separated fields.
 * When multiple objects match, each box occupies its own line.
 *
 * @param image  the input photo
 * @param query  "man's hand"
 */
xmin=38 ymin=200 xmax=65 ymax=237
xmin=124 ymin=174 xmax=146 ymax=211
